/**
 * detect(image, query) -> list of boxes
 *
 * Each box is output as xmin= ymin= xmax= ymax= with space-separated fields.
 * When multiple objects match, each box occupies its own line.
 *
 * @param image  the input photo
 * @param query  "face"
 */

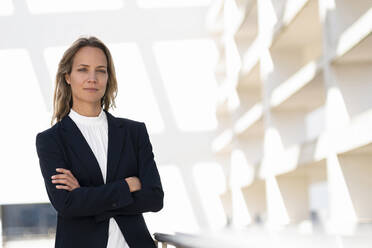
xmin=65 ymin=46 xmax=108 ymax=108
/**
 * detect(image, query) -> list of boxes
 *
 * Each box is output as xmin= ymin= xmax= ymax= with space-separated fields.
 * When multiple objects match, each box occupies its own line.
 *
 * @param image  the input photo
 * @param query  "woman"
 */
xmin=35 ymin=36 xmax=164 ymax=248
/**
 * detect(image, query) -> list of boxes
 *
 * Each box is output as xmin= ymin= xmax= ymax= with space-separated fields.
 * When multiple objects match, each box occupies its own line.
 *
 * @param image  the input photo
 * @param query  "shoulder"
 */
xmin=114 ymin=116 xmax=149 ymax=139
xmin=111 ymin=112 xmax=147 ymax=131
xmin=117 ymin=117 xmax=145 ymax=129
xmin=35 ymin=122 xmax=61 ymax=146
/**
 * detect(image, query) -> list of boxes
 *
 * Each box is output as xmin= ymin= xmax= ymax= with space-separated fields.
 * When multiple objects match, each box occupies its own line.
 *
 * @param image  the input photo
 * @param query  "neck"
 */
xmin=71 ymin=103 xmax=102 ymax=117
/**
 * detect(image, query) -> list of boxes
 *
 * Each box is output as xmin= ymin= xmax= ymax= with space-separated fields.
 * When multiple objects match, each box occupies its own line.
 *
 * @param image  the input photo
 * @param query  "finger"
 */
xmin=53 ymin=181 xmax=75 ymax=190
xmin=56 ymin=185 xmax=71 ymax=191
xmin=56 ymin=168 xmax=72 ymax=175
xmin=52 ymin=176 xmax=75 ymax=186
xmin=52 ymin=174 xmax=70 ymax=179
xmin=65 ymin=170 xmax=74 ymax=177
xmin=52 ymin=174 xmax=75 ymax=182
xmin=56 ymin=170 xmax=77 ymax=182
xmin=52 ymin=179 xmax=77 ymax=187
xmin=51 ymin=175 xmax=74 ymax=186
xmin=63 ymin=169 xmax=76 ymax=179
xmin=52 ymin=179 xmax=69 ymax=185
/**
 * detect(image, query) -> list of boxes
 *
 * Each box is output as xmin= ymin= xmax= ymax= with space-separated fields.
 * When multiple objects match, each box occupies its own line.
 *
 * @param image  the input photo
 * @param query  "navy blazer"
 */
xmin=35 ymin=109 xmax=164 ymax=248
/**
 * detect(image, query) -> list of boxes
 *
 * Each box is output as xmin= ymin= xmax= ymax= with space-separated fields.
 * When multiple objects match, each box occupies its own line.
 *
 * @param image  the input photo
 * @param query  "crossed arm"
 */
xmin=51 ymin=168 xmax=141 ymax=194
xmin=35 ymin=122 xmax=164 ymax=221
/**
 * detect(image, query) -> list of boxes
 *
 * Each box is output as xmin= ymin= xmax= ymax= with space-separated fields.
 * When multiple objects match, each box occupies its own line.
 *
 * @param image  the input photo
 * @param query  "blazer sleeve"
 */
xmin=36 ymin=131 xmax=134 ymax=218
xmin=94 ymin=122 xmax=164 ymax=222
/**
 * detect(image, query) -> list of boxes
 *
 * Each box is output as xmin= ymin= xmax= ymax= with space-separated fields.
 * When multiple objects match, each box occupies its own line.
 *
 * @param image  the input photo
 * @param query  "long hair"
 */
xmin=51 ymin=36 xmax=118 ymax=126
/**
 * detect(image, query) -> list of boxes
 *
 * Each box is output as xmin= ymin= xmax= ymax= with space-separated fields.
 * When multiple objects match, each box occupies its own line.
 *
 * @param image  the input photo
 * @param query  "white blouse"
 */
xmin=69 ymin=107 xmax=130 ymax=248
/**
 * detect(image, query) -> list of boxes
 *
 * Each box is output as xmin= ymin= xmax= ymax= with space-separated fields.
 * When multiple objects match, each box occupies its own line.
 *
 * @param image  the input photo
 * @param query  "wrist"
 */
xmin=124 ymin=179 xmax=133 ymax=192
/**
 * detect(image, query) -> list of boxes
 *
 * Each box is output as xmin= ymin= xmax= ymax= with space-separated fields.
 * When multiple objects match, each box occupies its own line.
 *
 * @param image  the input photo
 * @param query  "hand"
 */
xmin=125 ymin=176 xmax=141 ymax=192
xmin=51 ymin=168 xmax=80 ymax=191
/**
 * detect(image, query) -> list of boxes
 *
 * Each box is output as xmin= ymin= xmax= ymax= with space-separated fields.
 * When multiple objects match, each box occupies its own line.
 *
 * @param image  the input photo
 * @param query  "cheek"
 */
xmin=97 ymin=73 xmax=108 ymax=83
xmin=98 ymin=76 xmax=108 ymax=90
xmin=71 ymin=73 xmax=86 ymax=84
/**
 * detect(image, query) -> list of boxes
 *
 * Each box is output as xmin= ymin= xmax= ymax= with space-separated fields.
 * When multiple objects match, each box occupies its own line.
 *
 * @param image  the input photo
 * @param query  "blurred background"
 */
xmin=0 ymin=0 xmax=371 ymax=247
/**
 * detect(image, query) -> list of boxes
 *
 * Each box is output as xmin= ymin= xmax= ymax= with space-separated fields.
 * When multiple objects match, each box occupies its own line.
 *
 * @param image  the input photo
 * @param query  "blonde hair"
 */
xmin=51 ymin=36 xmax=118 ymax=126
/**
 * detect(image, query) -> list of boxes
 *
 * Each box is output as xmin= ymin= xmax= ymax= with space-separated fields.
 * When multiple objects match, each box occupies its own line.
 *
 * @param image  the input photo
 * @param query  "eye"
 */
xmin=77 ymin=68 xmax=87 ymax=72
xmin=97 ymin=70 xmax=106 ymax=73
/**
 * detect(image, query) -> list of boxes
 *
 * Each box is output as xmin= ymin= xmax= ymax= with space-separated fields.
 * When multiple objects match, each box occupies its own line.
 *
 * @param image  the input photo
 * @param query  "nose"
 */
xmin=87 ymin=71 xmax=97 ymax=83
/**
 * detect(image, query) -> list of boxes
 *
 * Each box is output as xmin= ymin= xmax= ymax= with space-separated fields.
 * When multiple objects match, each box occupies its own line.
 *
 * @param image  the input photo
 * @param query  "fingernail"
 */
xmin=51 ymin=176 xmax=55 ymax=179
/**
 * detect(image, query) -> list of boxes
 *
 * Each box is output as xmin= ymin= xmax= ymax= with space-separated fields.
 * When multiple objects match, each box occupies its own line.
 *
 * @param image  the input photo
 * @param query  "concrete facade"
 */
xmin=210 ymin=0 xmax=372 ymax=238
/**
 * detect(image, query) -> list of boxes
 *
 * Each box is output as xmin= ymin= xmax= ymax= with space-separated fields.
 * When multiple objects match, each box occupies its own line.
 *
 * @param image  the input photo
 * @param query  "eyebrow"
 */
xmin=78 ymin=64 xmax=107 ymax=68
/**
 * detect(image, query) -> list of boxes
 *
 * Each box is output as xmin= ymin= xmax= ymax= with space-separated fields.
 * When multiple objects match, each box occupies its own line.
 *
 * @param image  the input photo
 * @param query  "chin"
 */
xmin=80 ymin=97 xmax=102 ymax=104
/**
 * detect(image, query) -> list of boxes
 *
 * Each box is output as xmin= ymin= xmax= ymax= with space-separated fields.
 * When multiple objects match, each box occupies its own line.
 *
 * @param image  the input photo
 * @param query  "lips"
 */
xmin=84 ymin=88 xmax=98 ymax=91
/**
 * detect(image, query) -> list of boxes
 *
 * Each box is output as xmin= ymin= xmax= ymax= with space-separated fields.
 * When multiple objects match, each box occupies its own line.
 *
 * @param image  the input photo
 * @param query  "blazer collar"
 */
xmin=60 ymin=109 xmax=126 ymax=185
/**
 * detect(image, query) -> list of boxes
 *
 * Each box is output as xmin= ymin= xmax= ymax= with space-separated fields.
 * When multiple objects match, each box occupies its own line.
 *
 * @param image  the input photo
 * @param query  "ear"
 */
xmin=65 ymin=73 xmax=71 ymax=85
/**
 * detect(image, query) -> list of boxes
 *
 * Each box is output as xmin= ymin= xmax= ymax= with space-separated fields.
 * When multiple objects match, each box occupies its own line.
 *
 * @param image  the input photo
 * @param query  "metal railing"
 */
xmin=153 ymin=232 xmax=197 ymax=248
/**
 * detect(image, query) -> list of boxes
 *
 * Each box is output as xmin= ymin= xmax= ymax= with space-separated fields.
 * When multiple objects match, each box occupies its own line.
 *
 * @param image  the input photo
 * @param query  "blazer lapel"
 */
xmin=104 ymin=109 xmax=126 ymax=183
xmin=60 ymin=109 xmax=126 ymax=185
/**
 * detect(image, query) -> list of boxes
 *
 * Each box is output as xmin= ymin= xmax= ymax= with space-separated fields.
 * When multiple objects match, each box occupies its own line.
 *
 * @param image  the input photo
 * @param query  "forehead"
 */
xmin=73 ymin=46 xmax=107 ymax=66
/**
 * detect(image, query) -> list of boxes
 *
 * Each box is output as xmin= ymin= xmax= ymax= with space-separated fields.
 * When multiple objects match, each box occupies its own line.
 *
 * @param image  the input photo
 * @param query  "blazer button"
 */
xmin=112 ymin=203 xmax=117 ymax=208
